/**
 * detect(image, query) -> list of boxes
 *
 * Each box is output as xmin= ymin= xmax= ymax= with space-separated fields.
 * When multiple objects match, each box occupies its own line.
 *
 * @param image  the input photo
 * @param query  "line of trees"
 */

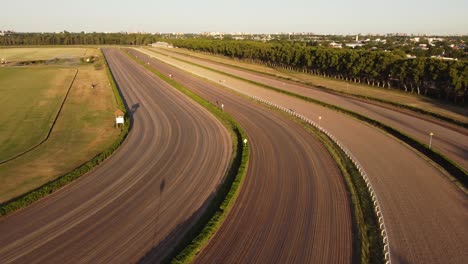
xmin=168 ymin=39 xmax=468 ymax=103
xmin=0 ymin=32 xmax=158 ymax=46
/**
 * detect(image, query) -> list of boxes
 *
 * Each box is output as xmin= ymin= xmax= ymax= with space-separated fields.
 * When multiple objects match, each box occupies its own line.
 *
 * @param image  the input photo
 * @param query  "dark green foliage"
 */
xmin=0 ymin=32 xmax=159 ymax=46
xmin=157 ymin=49 xmax=467 ymax=187
xmin=166 ymin=39 xmax=468 ymax=103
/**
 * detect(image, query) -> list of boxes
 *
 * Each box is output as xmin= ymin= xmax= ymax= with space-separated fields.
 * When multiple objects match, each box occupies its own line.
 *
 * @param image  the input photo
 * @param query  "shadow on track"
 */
xmin=138 ymin=191 xmax=216 ymax=264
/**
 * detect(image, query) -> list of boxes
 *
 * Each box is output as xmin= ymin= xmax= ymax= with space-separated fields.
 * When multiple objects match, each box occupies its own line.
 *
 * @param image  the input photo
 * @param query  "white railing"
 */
xmin=137 ymin=48 xmax=391 ymax=263
xmin=242 ymin=93 xmax=392 ymax=264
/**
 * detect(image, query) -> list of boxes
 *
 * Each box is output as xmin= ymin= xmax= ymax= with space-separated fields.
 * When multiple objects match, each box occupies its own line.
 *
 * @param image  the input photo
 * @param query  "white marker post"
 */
xmin=221 ymin=104 xmax=224 ymax=111
xmin=243 ymin=138 xmax=248 ymax=146
xmin=318 ymin=116 xmax=322 ymax=127
xmin=429 ymin=132 xmax=434 ymax=149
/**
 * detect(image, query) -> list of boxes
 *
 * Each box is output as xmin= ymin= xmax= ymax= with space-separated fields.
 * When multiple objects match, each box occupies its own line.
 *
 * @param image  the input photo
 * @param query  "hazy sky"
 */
xmin=2 ymin=0 xmax=467 ymax=34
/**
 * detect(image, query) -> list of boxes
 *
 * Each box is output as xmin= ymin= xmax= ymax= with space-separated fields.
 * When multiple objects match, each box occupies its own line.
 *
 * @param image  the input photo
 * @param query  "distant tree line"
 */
xmin=168 ymin=39 xmax=468 ymax=103
xmin=1 ymin=33 xmax=466 ymax=102
xmin=0 ymin=32 xmax=158 ymax=46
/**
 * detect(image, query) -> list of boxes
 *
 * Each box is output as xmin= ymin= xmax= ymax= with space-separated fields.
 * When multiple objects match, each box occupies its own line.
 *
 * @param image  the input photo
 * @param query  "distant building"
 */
xmin=430 ymin=56 xmax=458 ymax=61
xmin=151 ymin=42 xmax=173 ymax=48
xmin=416 ymin=44 xmax=429 ymax=50
xmin=345 ymin=43 xmax=364 ymax=48
xmin=329 ymin=42 xmax=342 ymax=48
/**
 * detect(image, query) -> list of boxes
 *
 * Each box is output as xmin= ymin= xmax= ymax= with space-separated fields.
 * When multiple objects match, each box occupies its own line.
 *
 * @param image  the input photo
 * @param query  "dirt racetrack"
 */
xmin=154 ymin=47 xmax=468 ymax=171
xmin=137 ymin=48 xmax=468 ymax=264
xmin=131 ymin=49 xmax=353 ymax=263
xmin=0 ymin=48 xmax=232 ymax=263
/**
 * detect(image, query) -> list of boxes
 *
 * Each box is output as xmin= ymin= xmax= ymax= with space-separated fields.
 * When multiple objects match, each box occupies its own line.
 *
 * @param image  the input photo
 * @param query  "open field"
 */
xmin=159 ymin=47 xmax=468 ymax=124
xmin=139 ymin=49 xmax=468 ymax=263
xmin=0 ymin=68 xmax=76 ymax=162
xmin=0 ymin=47 xmax=95 ymax=62
xmin=0 ymin=49 xmax=120 ymax=202
xmin=0 ymin=48 xmax=233 ymax=263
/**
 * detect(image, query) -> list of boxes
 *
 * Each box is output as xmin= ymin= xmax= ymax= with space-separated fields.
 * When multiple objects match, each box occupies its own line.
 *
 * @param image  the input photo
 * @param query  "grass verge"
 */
xmin=252 ymin=99 xmax=384 ymax=264
xmin=126 ymin=50 xmax=250 ymax=264
xmin=156 ymin=47 xmax=468 ymax=128
xmin=147 ymin=49 xmax=467 ymax=188
xmin=0 ymin=49 xmax=129 ymax=216
xmin=304 ymin=116 xmax=384 ymax=264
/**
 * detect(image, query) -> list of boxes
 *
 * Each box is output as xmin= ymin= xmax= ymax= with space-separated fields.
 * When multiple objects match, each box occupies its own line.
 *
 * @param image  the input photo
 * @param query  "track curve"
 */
xmin=0 ymin=48 xmax=232 ymax=263
xmin=130 ymin=50 xmax=353 ymax=264
xmin=152 ymin=48 xmax=468 ymax=170
xmin=135 ymin=48 xmax=468 ymax=264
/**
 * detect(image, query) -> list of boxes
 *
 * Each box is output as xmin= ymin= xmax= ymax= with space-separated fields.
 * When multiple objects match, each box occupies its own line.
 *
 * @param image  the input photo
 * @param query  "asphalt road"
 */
xmin=129 ymin=49 xmax=354 ymax=263
xmin=0 ymin=48 xmax=232 ymax=263
xmin=136 ymin=48 xmax=468 ymax=264
xmin=153 ymin=48 xmax=468 ymax=170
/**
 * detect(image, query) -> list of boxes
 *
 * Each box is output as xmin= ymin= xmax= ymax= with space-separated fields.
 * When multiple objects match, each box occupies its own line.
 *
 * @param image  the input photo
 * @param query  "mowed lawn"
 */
xmin=0 ymin=68 xmax=76 ymax=162
xmin=0 ymin=52 xmax=120 ymax=203
xmin=0 ymin=47 xmax=94 ymax=62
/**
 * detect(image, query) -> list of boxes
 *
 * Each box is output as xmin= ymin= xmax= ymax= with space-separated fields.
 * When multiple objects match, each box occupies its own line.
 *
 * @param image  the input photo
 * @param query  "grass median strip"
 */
xmin=145 ymin=48 xmax=468 ymax=189
xmin=126 ymin=50 xmax=250 ymax=264
xmin=0 ymin=49 xmax=129 ymax=216
xmin=266 ymin=103 xmax=385 ymax=264
xmin=156 ymin=47 xmax=467 ymax=128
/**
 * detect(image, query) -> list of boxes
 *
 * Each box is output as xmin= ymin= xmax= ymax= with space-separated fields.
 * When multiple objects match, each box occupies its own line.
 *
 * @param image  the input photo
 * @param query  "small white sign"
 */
xmin=116 ymin=117 xmax=124 ymax=124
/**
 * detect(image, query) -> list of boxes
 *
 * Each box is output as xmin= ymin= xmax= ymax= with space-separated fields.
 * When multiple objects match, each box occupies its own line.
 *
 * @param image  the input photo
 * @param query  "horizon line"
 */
xmin=1 ymin=30 xmax=467 ymax=37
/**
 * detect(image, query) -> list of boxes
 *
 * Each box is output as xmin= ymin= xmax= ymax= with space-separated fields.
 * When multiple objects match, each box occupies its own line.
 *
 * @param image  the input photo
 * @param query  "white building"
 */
xmin=431 ymin=56 xmax=458 ymax=61
xmin=329 ymin=42 xmax=342 ymax=48
xmin=151 ymin=42 xmax=173 ymax=48
xmin=345 ymin=43 xmax=365 ymax=48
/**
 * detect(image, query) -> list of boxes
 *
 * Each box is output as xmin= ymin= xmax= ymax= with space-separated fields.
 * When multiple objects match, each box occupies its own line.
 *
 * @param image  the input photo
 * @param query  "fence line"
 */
xmin=241 ymin=93 xmax=392 ymax=264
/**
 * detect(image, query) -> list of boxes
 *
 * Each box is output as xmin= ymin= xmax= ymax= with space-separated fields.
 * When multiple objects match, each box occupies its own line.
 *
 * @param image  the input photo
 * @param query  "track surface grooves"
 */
xmin=0 ymin=48 xmax=231 ymax=264
xmin=136 ymin=49 xmax=468 ymax=264
xmin=154 ymin=48 xmax=468 ymax=170
xmin=131 ymin=50 xmax=353 ymax=263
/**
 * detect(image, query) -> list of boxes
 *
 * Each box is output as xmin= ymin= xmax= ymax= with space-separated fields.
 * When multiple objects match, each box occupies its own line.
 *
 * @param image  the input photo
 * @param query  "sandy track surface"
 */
xmin=154 ymin=48 xmax=468 ymax=170
xmin=0 ymin=48 xmax=232 ymax=264
xmin=136 ymin=49 xmax=468 ymax=264
xmin=130 ymin=49 xmax=354 ymax=263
